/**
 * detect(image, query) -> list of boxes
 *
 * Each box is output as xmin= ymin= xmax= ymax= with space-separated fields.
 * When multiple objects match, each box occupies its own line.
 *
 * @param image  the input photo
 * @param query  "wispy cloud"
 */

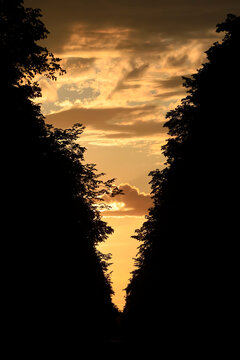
xmin=109 ymin=63 xmax=149 ymax=98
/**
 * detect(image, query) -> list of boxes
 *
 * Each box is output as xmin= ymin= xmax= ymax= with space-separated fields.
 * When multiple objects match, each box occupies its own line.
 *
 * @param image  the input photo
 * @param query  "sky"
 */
xmin=26 ymin=0 xmax=240 ymax=310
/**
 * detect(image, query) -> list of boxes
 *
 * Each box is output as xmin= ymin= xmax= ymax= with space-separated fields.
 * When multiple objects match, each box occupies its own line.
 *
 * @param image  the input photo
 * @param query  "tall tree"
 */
xmin=124 ymin=14 xmax=240 ymax=349
xmin=1 ymin=0 xmax=118 ymax=346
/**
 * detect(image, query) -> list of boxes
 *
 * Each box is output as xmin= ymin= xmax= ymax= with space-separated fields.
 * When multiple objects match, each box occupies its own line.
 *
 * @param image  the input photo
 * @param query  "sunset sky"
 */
xmin=26 ymin=0 xmax=240 ymax=309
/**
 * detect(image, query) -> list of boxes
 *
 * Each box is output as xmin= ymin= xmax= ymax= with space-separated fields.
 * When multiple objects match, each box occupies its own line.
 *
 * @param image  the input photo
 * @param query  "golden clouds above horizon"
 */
xmin=30 ymin=0 xmax=232 ymax=122
xmin=101 ymin=183 xmax=153 ymax=217
xmin=38 ymin=34 xmax=211 ymax=122
xmin=45 ymin=105 xmax=168 ymax=142
xmin=32 ymin=0 xmax=240 ymax=209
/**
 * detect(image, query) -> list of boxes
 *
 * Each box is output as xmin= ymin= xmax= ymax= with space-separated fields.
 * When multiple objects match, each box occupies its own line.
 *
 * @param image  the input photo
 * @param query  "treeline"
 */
xmin=123 ymin=14 xmax=240 ymax=348
xmin=1 ymin=0 xmax=119 ymax=345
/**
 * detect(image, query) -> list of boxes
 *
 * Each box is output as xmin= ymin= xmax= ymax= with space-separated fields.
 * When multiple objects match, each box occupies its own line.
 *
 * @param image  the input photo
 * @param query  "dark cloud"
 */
xmin=115 ymin=36 xmax=171 ymax=54
xmin=25 ymin=0 xmax=240 ymax=53
xmin=113 ymin=83 xmax=141 ymax=92
xmin=102 ymin=183 xmax=153 ymax=216
xmin=46 ymin=105 xmax=167 ymax=139
xmin=155 ymin=75 xmax=185 ymax=89
xmin=155 ymin=89 xmax=186 ymax=99
xmin=153 ymin=75 xmax=194 ymax=100
xmin=126 ymin=64 xmax=149 ymax=80
xmin=46 ymin=106 xmax=136 ymax=128
xmin=110 ymin=63 xmax=149 ymax=96
xmin=167 ymin=55 xmax=189 ymax=67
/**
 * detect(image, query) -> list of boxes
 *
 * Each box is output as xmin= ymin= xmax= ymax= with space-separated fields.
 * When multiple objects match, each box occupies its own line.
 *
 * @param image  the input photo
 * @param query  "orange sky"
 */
xmin=26 ymin=0 xmax=240 ymax=310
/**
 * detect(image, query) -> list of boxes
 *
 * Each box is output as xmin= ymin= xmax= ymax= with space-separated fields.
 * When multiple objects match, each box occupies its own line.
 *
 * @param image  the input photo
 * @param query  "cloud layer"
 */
xmin=28 ymin=0 xmax=240 ymax=136
xmin=27 ymin=0 xmax=240 ymax=171
xmin=46 ymin=105 xmax=167 ymax=142
xmin=26 ymin=1 xmax=240 ymax=53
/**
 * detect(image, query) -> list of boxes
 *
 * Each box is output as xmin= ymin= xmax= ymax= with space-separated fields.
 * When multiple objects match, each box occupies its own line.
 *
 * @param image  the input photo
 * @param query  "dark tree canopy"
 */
xmin=123 ymin=14 xmax=240 ymax=349
xmin=1 ymin=0 xmax=119 ymax=347
xmin=0 ymin=0 xmax=64 ymax=90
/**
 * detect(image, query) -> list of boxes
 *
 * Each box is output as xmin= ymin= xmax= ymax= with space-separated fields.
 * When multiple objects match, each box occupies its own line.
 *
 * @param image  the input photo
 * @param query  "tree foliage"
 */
xmin=123 ymin=14 xmax=240 ymax=347
xmin=1 ymin=0 xmax=119 ymax=346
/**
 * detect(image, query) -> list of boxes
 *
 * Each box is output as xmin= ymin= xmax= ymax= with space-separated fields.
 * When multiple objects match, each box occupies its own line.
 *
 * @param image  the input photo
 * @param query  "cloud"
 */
xmin=45 ymin=105 xmax=167 ymax=139
xmin=154 ymin=75 xmax=185 ymax=89
xmin=63 ymin=57 xmax=97 ymax=73
xmin=103 ymin=119 xmax=167 ymax=138
xmin=28 ymin=0 xmax=239 ymax=119
xmin=125 ymin=64 xmax=149 ymax=80
xmin=167 ymin=55 xmax=189 ymax=68
xmin=63 ymin=26 xmax=133 ymax=54
xmin=152 ymin=75 xmax=188 ymax=100
xmin=26 ymin=0 xmax=240 ymax=54
xmin=27 ymin=0 xmax=240 ymax=149
xmin=58 ymin=84 xmax=100 ymax=103
xmin=46 ymin=104 xmax=154 ymax=127
xmin=101 ymin=183 xmax=153 ymax=216
xmin=113 ymin=83 xmax=141 ymax=93
xmin=115 ymin=35 xmax=171 ymax=55
xmin=154 ymin=89 xmax=186 ymax=100
xmin=110 ymin=63 xmax=149 ymax=97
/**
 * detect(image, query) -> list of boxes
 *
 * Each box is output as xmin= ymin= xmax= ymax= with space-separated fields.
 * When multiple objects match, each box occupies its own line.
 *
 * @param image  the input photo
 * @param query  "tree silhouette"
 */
xmin=1 ymin=0 xmax=119 ymax=346
xmin=123 ymin=14 xmax=240 ymax=349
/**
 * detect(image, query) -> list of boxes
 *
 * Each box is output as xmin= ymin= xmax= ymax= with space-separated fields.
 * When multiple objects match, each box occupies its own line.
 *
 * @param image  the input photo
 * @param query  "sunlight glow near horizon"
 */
xmin=98 ymin=216 xmax=145 ymax=311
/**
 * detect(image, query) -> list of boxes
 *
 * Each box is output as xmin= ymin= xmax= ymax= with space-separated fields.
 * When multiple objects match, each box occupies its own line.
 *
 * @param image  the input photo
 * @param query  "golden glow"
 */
xmin=102 ymin=201 xmax=126 ymax=212
xmin=98 ymin=216 xmax=145 ymax=311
